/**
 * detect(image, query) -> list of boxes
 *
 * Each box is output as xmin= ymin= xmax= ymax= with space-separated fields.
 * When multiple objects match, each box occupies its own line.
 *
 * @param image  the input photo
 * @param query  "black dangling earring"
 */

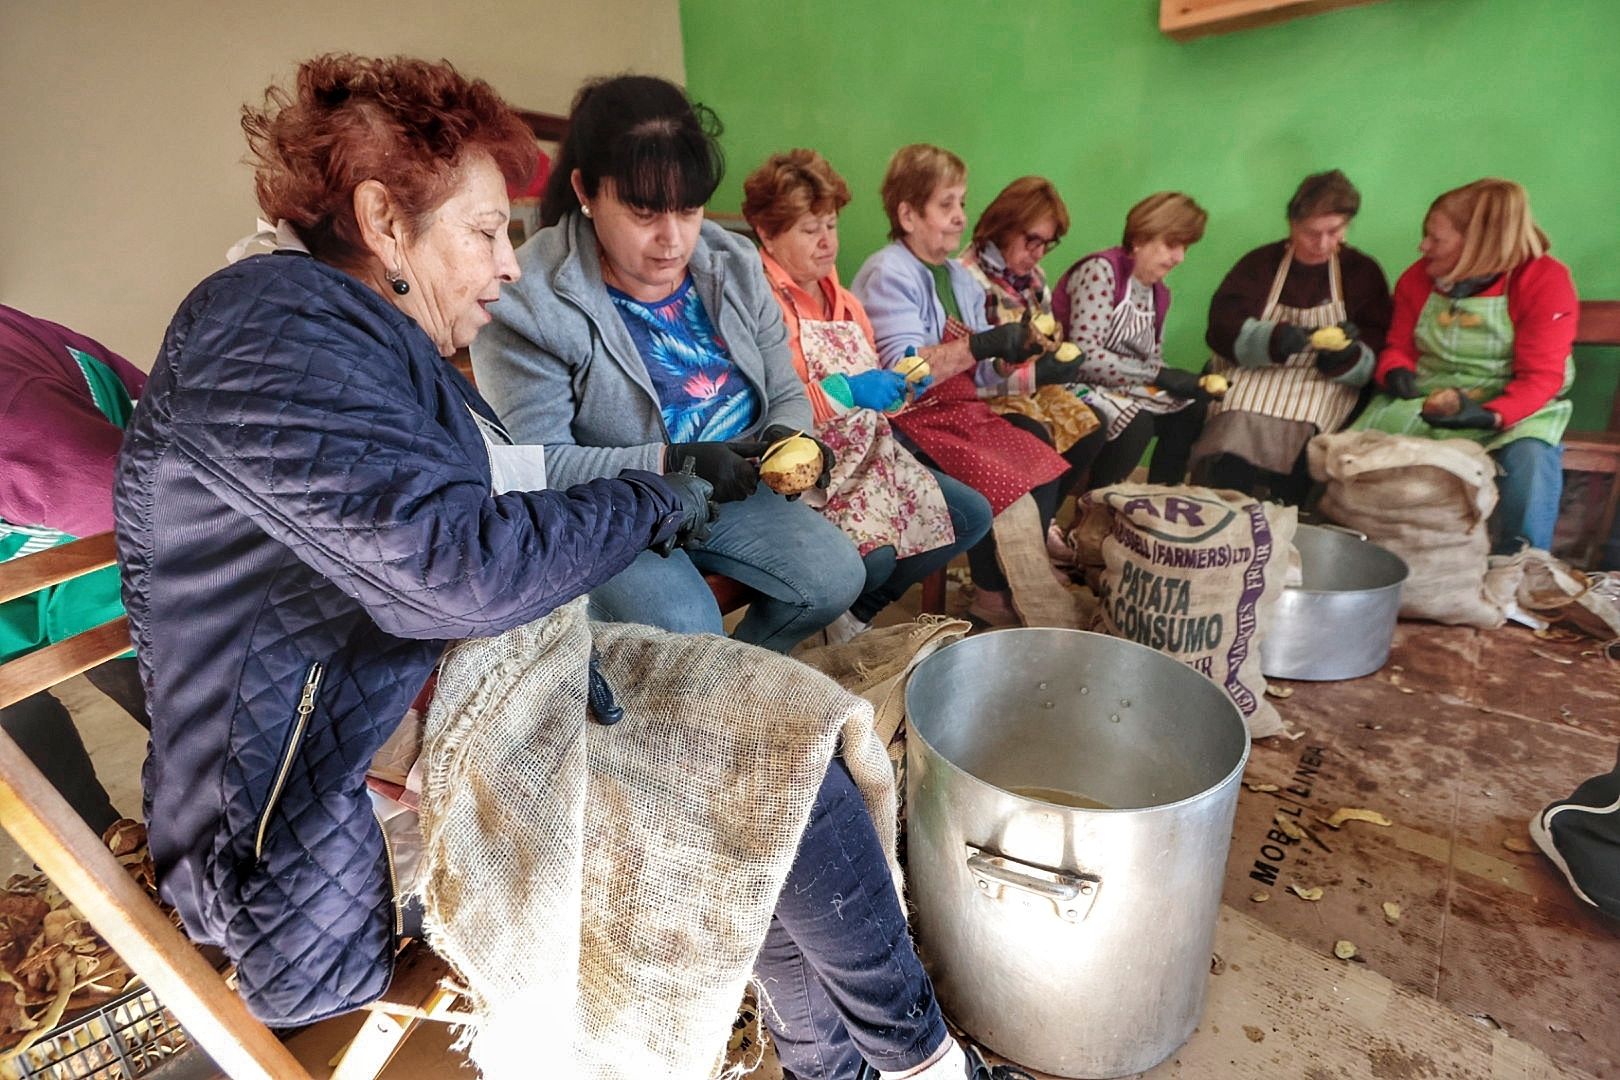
xmin=387 ymin=269 xmax=410 ymax=296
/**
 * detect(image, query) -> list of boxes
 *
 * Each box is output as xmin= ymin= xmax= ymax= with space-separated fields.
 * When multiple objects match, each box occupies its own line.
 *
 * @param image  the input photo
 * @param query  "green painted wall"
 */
xmin=680 ymin=0 xmax=1620 ymax=426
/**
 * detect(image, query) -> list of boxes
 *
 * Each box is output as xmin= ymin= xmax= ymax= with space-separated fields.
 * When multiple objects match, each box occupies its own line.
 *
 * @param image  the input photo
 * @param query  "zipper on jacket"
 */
xmin=373 ymin=807 xmax=404 ymax=938
xmin=253 ymin=661 xmax=324 ymax=861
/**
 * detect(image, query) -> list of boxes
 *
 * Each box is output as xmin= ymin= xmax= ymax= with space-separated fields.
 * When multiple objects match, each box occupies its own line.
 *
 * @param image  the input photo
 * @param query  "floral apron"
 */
xmin=889 ymin=316 xmax=1069 ymax=515
xmin=798 ymin=318 xmax=954 ymax=558
xmin=1352 ymin=288 xmax=1573 ymax=451
xmin=1206 ymin=249 xmax=1358 ymax=433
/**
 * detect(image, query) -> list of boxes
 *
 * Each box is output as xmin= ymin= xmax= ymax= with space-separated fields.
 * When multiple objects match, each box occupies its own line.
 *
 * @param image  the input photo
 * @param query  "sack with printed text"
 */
xmin=1074 ymin=484 xmax=1296 ymax=738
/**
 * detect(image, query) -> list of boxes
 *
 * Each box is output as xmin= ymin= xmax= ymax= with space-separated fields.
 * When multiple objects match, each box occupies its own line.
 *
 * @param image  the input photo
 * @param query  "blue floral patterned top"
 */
xmin=609 ymin=276 xmax=760 ymax=442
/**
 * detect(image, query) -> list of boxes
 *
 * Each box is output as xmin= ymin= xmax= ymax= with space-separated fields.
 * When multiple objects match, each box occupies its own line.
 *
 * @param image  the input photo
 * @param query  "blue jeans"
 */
xmin=756 ymin=760 xmax=947 ymax=1079
xmin=1490 ymin=438 xmax=1562 ymax=554
xmin=588 ymin=485 xmax=865 ymax=652
xmin=849 ymin=470 xmax=992 ymax=624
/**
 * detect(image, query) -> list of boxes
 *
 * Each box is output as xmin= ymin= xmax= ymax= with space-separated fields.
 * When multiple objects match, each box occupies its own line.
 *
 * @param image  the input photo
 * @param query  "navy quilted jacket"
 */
xmin=114 ymin=252 xmax=681 ymax=1025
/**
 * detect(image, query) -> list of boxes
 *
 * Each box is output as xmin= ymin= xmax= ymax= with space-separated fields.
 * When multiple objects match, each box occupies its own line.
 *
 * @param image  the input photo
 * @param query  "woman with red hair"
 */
xmin=116 ymin=53 xmax=714 ymax=1023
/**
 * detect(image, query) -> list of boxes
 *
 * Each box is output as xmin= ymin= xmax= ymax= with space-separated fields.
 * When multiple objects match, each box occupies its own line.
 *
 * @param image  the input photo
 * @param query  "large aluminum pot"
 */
xmin=1260 ymin=523 xmax=1408 ymax=681
xmin=905 ymin=629 xmax=1248 ymax=1078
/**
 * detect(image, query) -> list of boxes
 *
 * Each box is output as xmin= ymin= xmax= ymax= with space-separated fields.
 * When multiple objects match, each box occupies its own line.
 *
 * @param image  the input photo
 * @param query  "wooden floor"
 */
xmin=7 ymin=590 xmax=1617 ymax=1078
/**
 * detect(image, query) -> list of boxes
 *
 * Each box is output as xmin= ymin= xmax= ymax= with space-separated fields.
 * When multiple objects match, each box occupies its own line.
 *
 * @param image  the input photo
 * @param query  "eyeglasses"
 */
xmin=1021 ymin=232 xmax=1060 ymax=254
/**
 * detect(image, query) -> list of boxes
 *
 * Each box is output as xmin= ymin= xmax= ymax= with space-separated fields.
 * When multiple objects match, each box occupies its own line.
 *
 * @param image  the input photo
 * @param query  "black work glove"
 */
xmin=1031 ymin=351 xmax=1073 ymax=388
xmin=1153 ymin=366 xmax=1213 ymax=402
xmin=968 ymin=321 xmax=1042 ymax=364
xmin=1314 ymin=321 xmax=1363 ymax=376
xmin=1268 ymin=323 xmax=1310 ymax=364
xmin=653 ymin=467 xmax=717 ymax=555
xmin=1383 ymin=367 xmax=1421 ymax=399
xmin=761 ymin=423 xmax=835 ymax=495
xmin=1428 ymin=397 xmax=1500 ymax=430
xmin=665 ymin=440 xmax=769 ymax=503
xmin=586 ymin=647 xmax=623 ymax=726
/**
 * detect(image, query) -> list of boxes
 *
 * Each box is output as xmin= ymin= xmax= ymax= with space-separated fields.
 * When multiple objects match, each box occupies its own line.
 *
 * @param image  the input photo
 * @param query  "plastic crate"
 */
xmin=5 ymin=983 xmax=189 ymax=1079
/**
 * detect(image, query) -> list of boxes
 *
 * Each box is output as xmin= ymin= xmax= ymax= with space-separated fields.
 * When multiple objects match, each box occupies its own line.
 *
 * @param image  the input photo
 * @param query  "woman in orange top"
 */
xmin=742 ymin=150 xmax=991 ymax=640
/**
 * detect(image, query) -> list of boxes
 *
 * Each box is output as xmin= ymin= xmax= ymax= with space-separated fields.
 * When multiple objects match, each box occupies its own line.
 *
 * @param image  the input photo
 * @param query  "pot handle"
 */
xmin=965 ymin=846 xmax=1100 ymax=922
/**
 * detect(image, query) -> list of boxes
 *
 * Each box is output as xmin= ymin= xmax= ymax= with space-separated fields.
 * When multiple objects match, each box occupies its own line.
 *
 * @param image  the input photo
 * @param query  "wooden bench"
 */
xmin=0 ymin=534 xmax=454 ymax=1079
xmin=1561 ymin=300 xmax=1620 ymax=567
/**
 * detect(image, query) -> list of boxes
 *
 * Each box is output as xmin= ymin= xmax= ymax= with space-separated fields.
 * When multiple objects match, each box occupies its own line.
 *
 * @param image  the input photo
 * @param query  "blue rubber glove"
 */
xmin=846 ymin=369 xmax=909 ymax=412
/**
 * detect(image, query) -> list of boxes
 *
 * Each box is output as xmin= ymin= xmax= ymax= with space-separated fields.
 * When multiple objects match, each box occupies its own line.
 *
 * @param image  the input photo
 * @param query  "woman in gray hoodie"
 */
xmin=473 ymin=76 xmax=865 ymax=652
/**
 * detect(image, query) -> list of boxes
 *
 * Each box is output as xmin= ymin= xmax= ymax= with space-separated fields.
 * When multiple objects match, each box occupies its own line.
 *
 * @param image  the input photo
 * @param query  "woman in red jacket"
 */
xmin=1354 ymin=179 xmax=1577 ymax=553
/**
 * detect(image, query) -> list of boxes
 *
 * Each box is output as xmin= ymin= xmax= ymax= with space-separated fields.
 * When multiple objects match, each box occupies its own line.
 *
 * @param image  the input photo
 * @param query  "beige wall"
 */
xmin=0 ymin=1 xmax=684 ymax=367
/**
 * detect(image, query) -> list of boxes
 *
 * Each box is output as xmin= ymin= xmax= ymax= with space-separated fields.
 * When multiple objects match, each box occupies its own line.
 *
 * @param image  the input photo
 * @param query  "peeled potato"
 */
xmin=1310 ymin=325 xmax=1351 ymax=352
xmin=1199 ymin=373 xmax=1229 ymax=398
xmin=1421 ymin=387 xmax=1463 ymax=420
xmin=893 ymin=353 xmax=931 ymax=384
xmin=1032 ymin=312 xmax=1059 ymax=337
xmin=759 ymin=434 xmax=822 ymax=495
xmin=1054 ymin=342 xmax=1081 ymax=362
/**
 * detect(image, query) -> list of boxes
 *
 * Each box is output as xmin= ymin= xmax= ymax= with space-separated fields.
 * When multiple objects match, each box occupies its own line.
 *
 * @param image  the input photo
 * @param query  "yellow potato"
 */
xmin=1309 ymin=325 xmax=1351 ymax=352
xmin=1198 ymin=373 xmax=1229 ymax=398
xmin=759 ymin=434 xmax=822 ymax=495
xmin=1032 ymin=312 xmax=1059 ymax=337
xmin=1054 ymin=342 xmax=1081 ymax=363
xmin=893 ymin=353 xmax=931 ymax=384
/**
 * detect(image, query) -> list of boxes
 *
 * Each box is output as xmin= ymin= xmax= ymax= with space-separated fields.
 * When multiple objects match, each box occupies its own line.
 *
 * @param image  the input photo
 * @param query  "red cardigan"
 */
xmin=1375 ymin=255 xmax=1578 ymax=428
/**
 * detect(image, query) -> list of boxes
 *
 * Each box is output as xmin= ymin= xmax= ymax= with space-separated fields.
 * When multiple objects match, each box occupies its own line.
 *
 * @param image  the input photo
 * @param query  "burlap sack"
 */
xmin=1502 ymin=548 xmax=1620 ymax=642
xmin=995 ymin=493 xmax=1086 ymax=629
xmin=1308 ymin=431 xmax=1509 ymax=627
xmin=418 ymin=599 xmax=897 ymax=1080
xmin=1075 ymin=484 xmax=1296 ymax=739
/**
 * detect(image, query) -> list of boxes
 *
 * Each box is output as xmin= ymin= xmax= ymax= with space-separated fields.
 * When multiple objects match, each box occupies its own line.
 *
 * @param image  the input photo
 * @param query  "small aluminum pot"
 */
xmin=1260 ymin=523 xmax=1409 ymax=681
xmin=905 ymin=628 xmax=1248 ymax=1078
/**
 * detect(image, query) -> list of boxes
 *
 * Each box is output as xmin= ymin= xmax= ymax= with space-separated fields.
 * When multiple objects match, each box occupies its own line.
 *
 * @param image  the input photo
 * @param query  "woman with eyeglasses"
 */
xmin=959 ymin=178 xmax=1104 ymax=483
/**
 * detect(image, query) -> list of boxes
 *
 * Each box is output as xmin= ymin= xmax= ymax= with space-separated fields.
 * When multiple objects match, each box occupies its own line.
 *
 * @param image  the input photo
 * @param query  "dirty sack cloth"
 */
xmin=1309 ymin=430 xmax=1511 ymax=627
xmin=996 ymin=493 xmax=1087 ymax=629
xmin=793 ymin=616 xmax=972 ymax=826
xmin=1500 ymin=548 xmax=1620 ymax=642
xmin=417 ymin=598 xmax=897 ymax=1080
xmin=1074 ymin=483 xmax=1296 ymax=739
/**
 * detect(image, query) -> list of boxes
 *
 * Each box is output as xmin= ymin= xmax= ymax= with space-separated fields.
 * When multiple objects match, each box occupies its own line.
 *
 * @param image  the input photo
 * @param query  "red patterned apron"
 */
xmin=889 ymin=316 xmax=1069 ymax=514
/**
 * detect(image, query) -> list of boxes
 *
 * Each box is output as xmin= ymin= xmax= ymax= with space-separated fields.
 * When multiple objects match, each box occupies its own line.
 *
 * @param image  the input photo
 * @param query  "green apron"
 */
xmin=0 ymin=348 xmax=135 ymax=664
xmin=1352 ymin=287 xmax=1572 ymax=452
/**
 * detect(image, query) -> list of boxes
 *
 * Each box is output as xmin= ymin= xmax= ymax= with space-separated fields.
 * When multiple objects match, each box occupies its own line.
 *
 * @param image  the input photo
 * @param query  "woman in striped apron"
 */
xmin=1051 ymin=192 xmax=1213 ymax=489
xmin=1191 ymin=171 xmax=1393 ymax=503
xmin=1354 ymin=178 xmax=1577 ymax=553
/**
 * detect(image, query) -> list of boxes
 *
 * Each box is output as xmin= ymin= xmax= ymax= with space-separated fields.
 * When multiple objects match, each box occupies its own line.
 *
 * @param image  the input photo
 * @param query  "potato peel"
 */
xmin=1287 ymin=884 xmax=1324 ymax=901
xmin=1274 ymin=812 xmax=1307 ymax=841
xmin=1333 ymin=940 xmax=1358 ymax=960
xmin=1320 ymin=807 xmax=1393 ymax=830
xmin=1382 ymin=901 xmax=1402 ymax=924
